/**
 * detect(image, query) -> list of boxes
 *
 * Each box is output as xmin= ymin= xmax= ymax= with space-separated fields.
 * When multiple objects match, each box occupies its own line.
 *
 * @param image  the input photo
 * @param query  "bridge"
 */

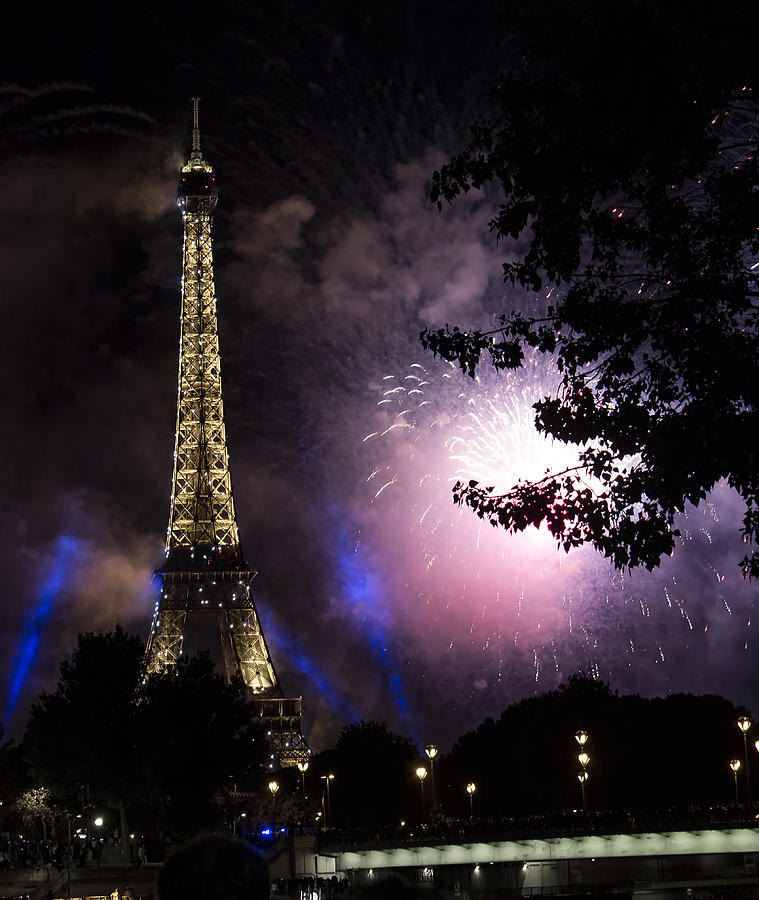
xmin=284 ymin=827 xmax=759 ymax=898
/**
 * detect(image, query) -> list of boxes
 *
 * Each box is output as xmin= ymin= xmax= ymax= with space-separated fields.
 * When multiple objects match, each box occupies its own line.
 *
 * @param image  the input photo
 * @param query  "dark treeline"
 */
xmin=0 ymin=631 xmax=754 ymax=845
xmin=436 ymin=674 xmax=747 ymax=817
xmin=304 ymin=675 xmax=752 ymax=830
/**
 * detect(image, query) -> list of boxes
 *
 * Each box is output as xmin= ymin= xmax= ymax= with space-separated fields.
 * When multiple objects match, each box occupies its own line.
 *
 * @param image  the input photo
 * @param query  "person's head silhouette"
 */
xmin=158 ymin=837 xmax=269 ymax=900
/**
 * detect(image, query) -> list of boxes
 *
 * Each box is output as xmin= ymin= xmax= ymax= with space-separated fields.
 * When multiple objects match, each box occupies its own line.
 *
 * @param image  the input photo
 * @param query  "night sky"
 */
xmin=2 ymin=1 xmax=757 ymax=749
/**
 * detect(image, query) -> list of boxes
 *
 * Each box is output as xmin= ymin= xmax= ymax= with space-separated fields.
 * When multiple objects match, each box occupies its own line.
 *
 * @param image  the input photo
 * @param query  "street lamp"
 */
xmin=575 ymin=730 xmax=589 ymax=748
xmin=416 ymin=766 xmax=428 ymax=821
xmin=320 ymin=774 xmax=335 ymax=827
xmin=466 ymin=782 xmax=476 ymax=822
xmin=93 ymin=818 xmax=104 ymax=870
xmin=66 ymin=813 xmax=81 ymax=900
xmin=297 ymin=760 xmax=309 ymax=798
xmin=233 ymin=812 xmax=246 ymax=837
xmin=296 ymin=760 xmax=310 ymax=829
xmin=425 ymin=745 xmax=438 ymax=806
xmin=575 ymin=731 xmax=590 ymax=810
xmin=578 ymin=771 xmax=589 ymax=810
xmin=730 ymin=759 xmax=741 ymax=805
xmin=738 ymin=716 xmax=752 ymax=804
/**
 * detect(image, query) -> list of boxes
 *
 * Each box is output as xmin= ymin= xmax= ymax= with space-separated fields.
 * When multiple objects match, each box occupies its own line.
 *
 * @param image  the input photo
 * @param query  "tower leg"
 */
xmin=144 ymin=609 xmax=186 ymax=677
xmin=223 ymin=607 xmax=278 ymax=693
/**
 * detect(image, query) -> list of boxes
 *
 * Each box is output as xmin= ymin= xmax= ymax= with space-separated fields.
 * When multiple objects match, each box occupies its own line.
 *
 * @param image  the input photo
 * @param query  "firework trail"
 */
xmin=0 ymin=84 xmax=154 ymax=152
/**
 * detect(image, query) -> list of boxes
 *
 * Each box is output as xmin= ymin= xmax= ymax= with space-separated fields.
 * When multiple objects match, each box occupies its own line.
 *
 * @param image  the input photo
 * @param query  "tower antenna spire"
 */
xmin=191 ymin=96 xmax=201 ymax=154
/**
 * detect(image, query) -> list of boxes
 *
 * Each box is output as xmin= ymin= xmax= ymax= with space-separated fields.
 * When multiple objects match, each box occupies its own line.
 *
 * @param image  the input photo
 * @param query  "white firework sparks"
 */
xmin=356 ymin=353 xmax=755 ymax=708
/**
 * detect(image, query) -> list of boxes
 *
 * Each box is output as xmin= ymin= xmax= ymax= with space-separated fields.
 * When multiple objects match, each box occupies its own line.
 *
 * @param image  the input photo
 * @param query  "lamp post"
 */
xmin=297 ymin=760 xmax=309 ymax=829
xmin=268 ymin=780 xmax=279 ymax=819
xmin=577 ymin=771 xmax=589 ymax=810
xmin=320 ymin=774 xmax=335 ymax=827
xmin=730 ymin=759 xmax=741 ymax=805
xmin=738 ymin=717 xmax=752 ymax=804
xmin=416 ymin=766 xmax=428 ymax=822
xmin=297 ymin=761 xmax=309 ymax=799
xmin=66 ymin=813 xmax=81 ymax=900
xmin=425 ymin=745 xmax=438 ymax=808
xmin=575 ymin=730 xmax=590 ymax=810
xmin=233 ymin=812 xmax=246 ymax=837
xmin=466 ymin=782 xmax=476 ymax=823
xmin=93 ymin=817 xmax=104 ymax=870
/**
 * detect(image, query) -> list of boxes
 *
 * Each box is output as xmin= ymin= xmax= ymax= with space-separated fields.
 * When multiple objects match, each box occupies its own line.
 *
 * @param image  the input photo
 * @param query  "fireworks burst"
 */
xmin=362 ymin=355 xmax=606 ymax=691
xmin=356 ymin=354 xmax=755 ymax=716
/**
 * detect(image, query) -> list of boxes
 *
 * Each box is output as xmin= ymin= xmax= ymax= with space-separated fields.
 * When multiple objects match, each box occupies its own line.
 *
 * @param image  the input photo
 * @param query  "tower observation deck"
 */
xmin=143 ymin=100 xmax=307 ymax=766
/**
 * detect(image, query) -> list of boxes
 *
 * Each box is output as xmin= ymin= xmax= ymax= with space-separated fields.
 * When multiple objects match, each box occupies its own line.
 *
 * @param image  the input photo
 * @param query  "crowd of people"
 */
xmin=0 ymin=838 xmax=67 ymax=872
xmin=317 ymin=802 xmax=759 ymax=849
xmin=0 ymin=835 xmax=125 ymax=871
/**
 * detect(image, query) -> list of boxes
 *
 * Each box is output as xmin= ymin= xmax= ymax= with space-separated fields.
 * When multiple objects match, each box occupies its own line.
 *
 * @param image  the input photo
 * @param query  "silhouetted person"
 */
xmin=157 ymin=837 xmax=269 ymax=900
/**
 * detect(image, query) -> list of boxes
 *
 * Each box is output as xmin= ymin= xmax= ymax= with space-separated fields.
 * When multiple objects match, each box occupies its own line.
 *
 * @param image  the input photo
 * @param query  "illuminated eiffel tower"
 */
xmin=144 ymin=100 xmax=307 ymax=766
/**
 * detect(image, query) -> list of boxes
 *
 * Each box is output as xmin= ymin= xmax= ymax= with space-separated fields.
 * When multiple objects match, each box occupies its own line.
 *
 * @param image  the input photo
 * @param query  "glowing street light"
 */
xmin=320 ymin=774 xmax=335 ymax=827
xmin=738 ymin=716 xmax=752 ymax=804
xmin=416 ymin=766 xmax=428 ymax=821
xmin=296 ymin=760 xmax=310 ymax=827
xmin=466 ymin=782 xmax=476 ymax=822
xmin=575 ymin=730 xmax=590 ymax=810
xmin=297 ymin=760 xmax=309 ymax=798
xmin=92 ymin=818 xmax=104 ymax=870
xmin=232 ymin=812 xmax=246 ymax=837
xmin=425 ymin=745 xmax=438 ymax=806
xmin=730 ymin=759 xmax=742 ymax=805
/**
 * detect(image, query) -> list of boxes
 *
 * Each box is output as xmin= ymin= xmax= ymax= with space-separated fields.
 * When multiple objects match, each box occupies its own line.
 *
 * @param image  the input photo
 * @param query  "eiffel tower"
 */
xmin=144 ymin=100 xmax=307 ymax=767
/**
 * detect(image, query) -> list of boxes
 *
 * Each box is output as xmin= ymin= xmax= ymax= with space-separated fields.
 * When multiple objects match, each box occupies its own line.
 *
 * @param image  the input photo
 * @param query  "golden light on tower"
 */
xmin=140 ymin=100 xmax=308 ymax=768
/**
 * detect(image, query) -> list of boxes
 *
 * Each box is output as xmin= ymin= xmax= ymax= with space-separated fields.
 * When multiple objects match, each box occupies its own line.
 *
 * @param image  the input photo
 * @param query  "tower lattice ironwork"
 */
xmin=144 ymin=100 xmax=307 ymax=766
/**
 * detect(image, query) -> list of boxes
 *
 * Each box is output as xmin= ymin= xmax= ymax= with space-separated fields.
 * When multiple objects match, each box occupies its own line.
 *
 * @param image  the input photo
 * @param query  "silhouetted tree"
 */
xmin=23 ymin=626 xmax=143 ymax=807
xmin=314 ymin=721 xmax=419 ymax=829
xmin=22 ymin=628 xmax=267 ymax=840
xmin=421 ymin=0 xmax=759 ymax=577
xmin=442 ymin=674 xmax=748 ymax=815
xmin=0 ymin=729 xmax=33 ymax=835
xmin=137 ymin=654 xmax=267 ymax=837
